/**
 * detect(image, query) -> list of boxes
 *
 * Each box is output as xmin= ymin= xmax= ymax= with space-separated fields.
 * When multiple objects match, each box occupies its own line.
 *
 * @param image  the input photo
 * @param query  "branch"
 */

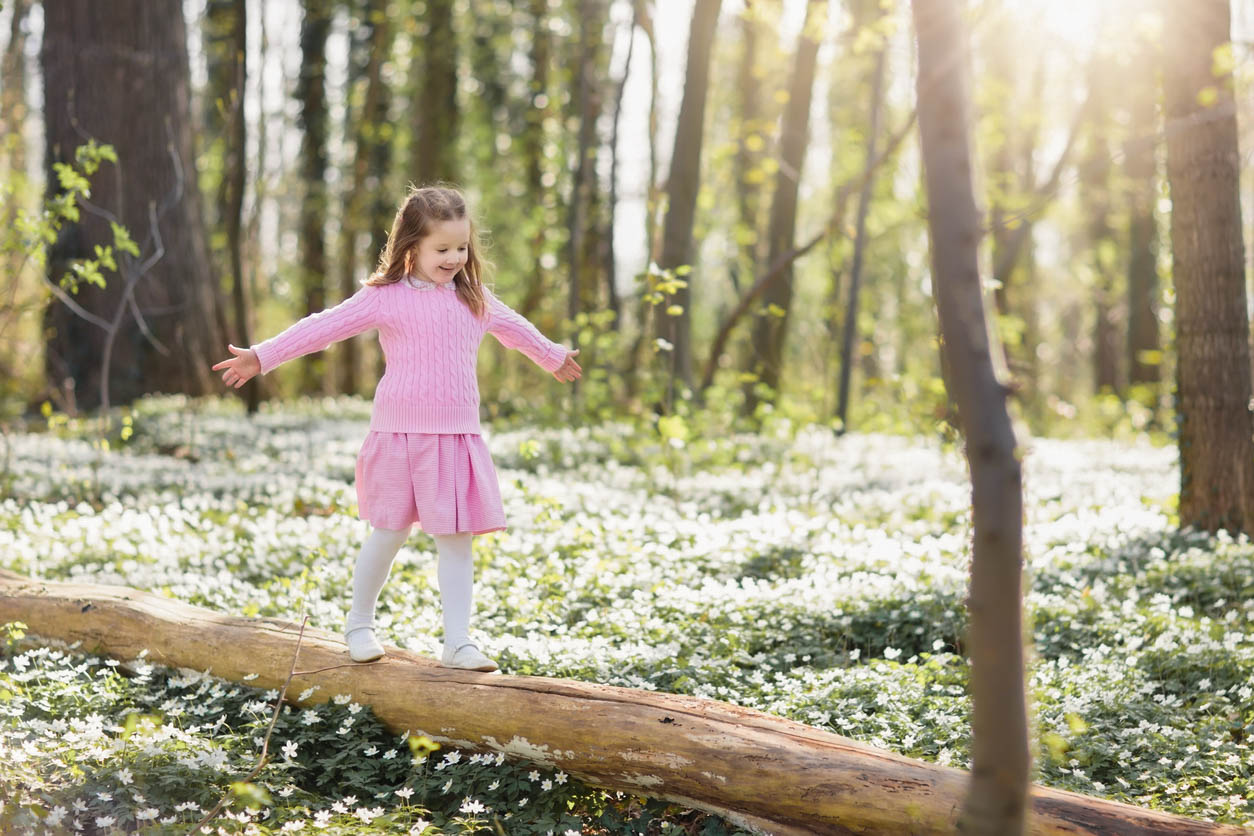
xmin=190 ymin=615 xmax=309 ymax=834
xmin=989 ymin=89 xmax=1092 ymax=282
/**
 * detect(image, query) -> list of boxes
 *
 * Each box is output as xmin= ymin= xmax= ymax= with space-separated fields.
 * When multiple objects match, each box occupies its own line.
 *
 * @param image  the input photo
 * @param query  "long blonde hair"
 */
xmin=367 ymin=184 xmax=491 ymax=317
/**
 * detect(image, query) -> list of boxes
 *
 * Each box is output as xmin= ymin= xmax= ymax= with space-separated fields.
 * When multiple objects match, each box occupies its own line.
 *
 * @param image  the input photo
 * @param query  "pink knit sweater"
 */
xmin=250 ymin=276 xmax=568 ymax=434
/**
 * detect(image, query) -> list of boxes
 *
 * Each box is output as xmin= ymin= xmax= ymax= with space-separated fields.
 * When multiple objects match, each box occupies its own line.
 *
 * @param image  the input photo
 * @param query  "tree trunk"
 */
xmin=732 ymin=1 xmax=766 ymax=297
xmin=296 ymin=0 xmax=333 ymax=396
xmin=335 ymin=0 xmax=390 ymax=396
xmin=41 ymin=0 xmax=224 ymax=413
xmin=220 ymin=0 xmax=255 ymax=414
xmin=743 ymin=0 xmax=823 ymax=417
xmin=656 ymin=0 xmax=723 ymax=396
xmin=1163 ymin=0 xmax=1254 ymax=535
xmin=0 ymin=0 xmax=31 ymax=338
xmin=0 ymin=0 xmax=30 ymax=176
xmin=2 ymin=570 xmax=1249 ymax=836
xmin=604 ymin=9 xmax=636 ymax=330
xmin=566 ymin=0 xmax=607 ymax=334
xmin=623 ymin=1 xmax=660 ymax=401
xmin=518 ymin=0 xmax=554 ymax=322
xmin=414 ymin=0 xmax=458 ymax=184
xmin=202 ymin=0 xmax=236 ymax=353
xmin=836 ymin=42 xmax=888 ymax=432
xmin=1124 ymin=38 xmax=1161 ymax=391
xmin=912 ymin=1 xmax=1029 ymax=834
xmin=1080 ymin=62 xmax=1119 ymax=395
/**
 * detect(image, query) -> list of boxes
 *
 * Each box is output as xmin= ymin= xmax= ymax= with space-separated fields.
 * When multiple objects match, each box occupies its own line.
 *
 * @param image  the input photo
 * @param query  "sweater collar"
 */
xmin=404 ymin=274 xmax=455 ymax=291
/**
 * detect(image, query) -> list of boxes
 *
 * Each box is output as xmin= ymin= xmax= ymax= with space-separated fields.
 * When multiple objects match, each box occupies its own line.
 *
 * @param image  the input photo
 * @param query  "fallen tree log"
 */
xmin=0 ymin=570 xmax=1247 ymax=836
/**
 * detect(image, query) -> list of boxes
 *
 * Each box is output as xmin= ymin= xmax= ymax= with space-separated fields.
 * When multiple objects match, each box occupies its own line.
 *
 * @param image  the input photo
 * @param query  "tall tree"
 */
xmin=656 ymin=0 xmax=723 ymax=396
xmin=0 ymin=0 xmax=30 ymax=175
xmin=518 ymin=0 xmax=556 ymax=321
xmin=912 ymin=1 xmax=1029 ymax=833
xmin=295 ymin=0 xmax=334 ymax=395
xmin=1123 ymin=36 xmax=1161 ymax=393
xmin=1079 ymin=57 xmax=1120 ymax=395
xmin=566 ymin=0 xmax=609 ymax=332
xmin=41 ymin=0 xmax=225 ymax=412
xmin=336 ymin=0 xmax=392 ymax=395
xmin=217 ymin=0 xmax=255 ymax=412
xmin=732 ymin=0 xmax=767 ymax=294
xmin=203 ymin=0 xmax=240 ymax=364
xmin=413 ymin=0 xmax=458 ymax=184
xmin=1163 ymin=0 xmax=1254 ymax=534
xmin=603 ymin=8 xmax=637 ymax=329
xmin=980 ymin=3 xmax=1042 ymax=396
xmin=744 ymin=0 xmax=824 ymax=416
xmin=836 ymin=0 xmax=889 ymax=431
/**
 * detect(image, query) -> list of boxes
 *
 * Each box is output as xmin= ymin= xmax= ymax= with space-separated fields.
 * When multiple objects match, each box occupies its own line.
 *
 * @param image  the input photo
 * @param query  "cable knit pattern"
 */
xmin=250 ymin=276 xmax=568 ymax=434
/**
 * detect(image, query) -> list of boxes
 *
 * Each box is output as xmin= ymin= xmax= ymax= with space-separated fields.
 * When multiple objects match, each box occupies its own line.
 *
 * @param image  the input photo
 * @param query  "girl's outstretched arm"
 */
xmin=484 ymin=293 xmax=572 ymax=375
xmin=248 ymin=283 xmax=383 ymax=376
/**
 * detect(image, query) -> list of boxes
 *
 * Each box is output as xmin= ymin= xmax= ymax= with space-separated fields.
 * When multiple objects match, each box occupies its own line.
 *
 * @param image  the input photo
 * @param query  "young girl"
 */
xmin=211 ymin=185 xmax=581 ymax=671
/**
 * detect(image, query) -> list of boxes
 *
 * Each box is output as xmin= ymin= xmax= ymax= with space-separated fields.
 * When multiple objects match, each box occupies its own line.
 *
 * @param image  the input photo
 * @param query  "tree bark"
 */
xmin=656 ymin=0 xmax=723 ymax=395
xmin=912 ymin=1 xmax=1029 ymax=834
xmin=0 ymin=570 xmax=1248 ymax=836
xmin=296 ymin=0 xmax=333 ymax=396
xmin=743 ymin=0 xmax=823 ymax=417
xmin=414 ymin=0 xmax=458 ymax=184
xmin=1163 ymin=0 xmax=1254 ymax=535
xmin=41 ymin=0 xmax=224 ymax=412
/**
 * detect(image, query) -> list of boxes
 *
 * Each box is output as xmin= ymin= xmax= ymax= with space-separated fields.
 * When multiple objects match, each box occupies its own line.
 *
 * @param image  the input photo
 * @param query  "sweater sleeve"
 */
xmin=484 ymin=293 xmax=568 ymax=373
xmin=251 ymin=283 xmax=382 ymax=375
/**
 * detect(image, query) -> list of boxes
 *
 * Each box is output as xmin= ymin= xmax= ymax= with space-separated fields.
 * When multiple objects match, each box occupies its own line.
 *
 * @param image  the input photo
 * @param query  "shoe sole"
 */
xmin=350 ymin=650 xmax=385 ymax=663
xmin=441 ymin=659 xmax=498 ymax=672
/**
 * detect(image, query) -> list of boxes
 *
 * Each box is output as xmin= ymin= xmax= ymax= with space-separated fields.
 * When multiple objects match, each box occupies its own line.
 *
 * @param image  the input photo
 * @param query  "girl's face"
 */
xmin=412 ymin=218 xmax=471 ymax=285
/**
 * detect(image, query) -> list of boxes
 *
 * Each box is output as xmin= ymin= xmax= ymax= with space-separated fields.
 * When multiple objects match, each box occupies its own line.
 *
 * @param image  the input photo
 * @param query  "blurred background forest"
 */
xmin=4 ymin=0 xmax=1254 ymax=439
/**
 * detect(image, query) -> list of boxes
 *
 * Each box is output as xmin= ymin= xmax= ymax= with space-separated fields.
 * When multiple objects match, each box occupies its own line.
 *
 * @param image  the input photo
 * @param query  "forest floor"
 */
xmin=1 ymin=394 xmax=1251 ymax=833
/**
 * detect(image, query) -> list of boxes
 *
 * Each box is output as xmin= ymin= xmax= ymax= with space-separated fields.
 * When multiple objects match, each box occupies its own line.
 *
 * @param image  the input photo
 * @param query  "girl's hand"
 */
xmin=553 ymin=349 xmax=582 ymax=383
xmin=211 ymin=344 xmax=261 ymax=389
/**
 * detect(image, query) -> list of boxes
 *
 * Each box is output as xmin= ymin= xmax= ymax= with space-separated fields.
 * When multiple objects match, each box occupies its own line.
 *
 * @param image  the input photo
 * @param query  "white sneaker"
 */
xmin=346 ymin=627 xmax=385 ymax=662
xmin=440 ymin=642 xmax=498 ymax=672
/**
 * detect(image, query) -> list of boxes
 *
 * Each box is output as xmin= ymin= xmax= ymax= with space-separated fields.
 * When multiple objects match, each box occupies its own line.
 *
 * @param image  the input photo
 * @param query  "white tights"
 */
xmin=345 ymin=525 xmax=474 ymax=649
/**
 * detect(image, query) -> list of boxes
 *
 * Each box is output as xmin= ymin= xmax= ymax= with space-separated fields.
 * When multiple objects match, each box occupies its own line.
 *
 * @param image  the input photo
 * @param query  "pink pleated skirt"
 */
xmin=354 ymin=432 xmax=507 ymax=535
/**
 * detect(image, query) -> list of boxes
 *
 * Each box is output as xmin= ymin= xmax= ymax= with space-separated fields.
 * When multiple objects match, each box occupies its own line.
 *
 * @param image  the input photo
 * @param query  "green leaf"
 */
xmin=111 ymin=222 xmax=140 ymax=257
